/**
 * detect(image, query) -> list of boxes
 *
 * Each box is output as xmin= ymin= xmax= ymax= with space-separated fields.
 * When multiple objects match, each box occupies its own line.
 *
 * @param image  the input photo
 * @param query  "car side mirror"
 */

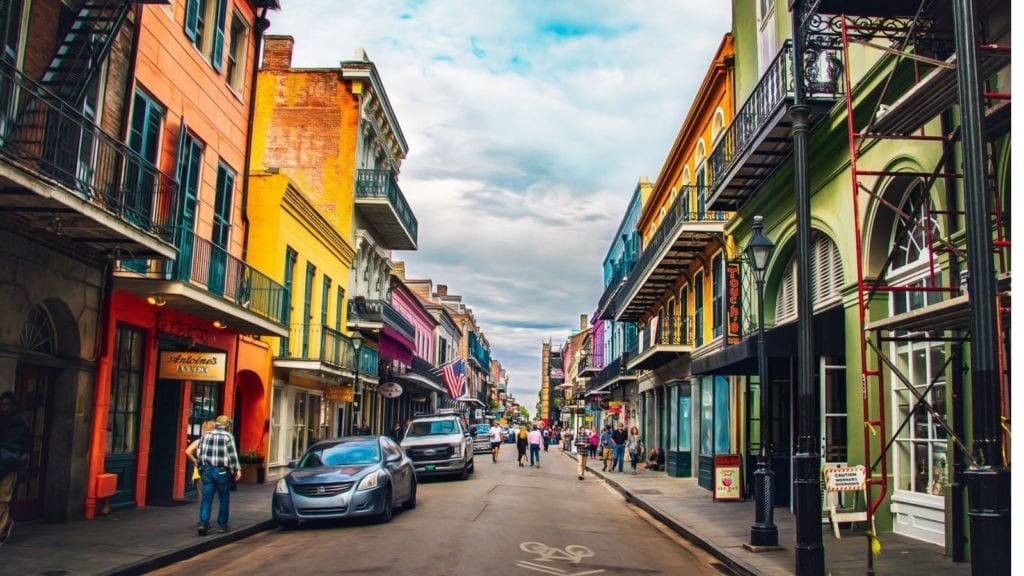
xmin=385 ymin=452 xmax=401 ymax=463
xmin=286 ymin=460 xmax=298 ymax=469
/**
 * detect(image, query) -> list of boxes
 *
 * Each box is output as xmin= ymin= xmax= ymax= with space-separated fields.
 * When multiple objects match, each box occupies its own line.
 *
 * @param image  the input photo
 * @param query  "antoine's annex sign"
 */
xmin=158 ymin=351 xmax=227 ymax=381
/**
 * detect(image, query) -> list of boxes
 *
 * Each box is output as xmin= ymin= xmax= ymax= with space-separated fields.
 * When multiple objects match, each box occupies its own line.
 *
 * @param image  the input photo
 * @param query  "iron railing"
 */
xmin=0 ymin=61 xmax=178 ymax=242
xmin=355 ymin=168 xmax=419 ymax=243
xmin=115 ymin=232 xmax=287 ymax=325
xmin=346 ymin=298 xmax=416 ymax=344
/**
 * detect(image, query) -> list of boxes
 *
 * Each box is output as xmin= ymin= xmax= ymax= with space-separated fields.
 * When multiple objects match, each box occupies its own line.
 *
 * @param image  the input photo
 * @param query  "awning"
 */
xmin=461 ymin=398 xmax=487 ymax=407
xmin=396 ymin=371 xmax=446 ymax=395
xmin=692 ymin=306 xmax=845 ymax=375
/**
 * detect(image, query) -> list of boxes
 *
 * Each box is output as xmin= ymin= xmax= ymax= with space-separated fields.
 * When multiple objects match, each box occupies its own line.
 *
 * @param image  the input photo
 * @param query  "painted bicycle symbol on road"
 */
xmin=516 ymin=542 xmax=604 ymax=575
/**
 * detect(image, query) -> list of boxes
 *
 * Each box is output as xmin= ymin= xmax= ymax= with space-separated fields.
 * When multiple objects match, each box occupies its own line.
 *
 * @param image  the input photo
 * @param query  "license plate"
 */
xmin=425 ymin=465 xmax=436 ymax=471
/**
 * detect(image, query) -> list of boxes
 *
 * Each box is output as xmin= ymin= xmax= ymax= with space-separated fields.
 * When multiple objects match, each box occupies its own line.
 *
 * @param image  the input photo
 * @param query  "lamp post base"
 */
xmin=750 ymin=465 xmax=779 ymax=547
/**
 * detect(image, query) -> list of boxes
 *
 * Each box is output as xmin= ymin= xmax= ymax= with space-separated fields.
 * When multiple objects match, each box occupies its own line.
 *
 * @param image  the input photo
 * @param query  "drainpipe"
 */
xmin=241 ymin=7 xmax=271 ymax=261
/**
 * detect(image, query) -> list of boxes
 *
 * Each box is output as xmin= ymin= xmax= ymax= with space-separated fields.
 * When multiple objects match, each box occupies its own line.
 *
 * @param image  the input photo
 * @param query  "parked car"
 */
xmin=472 ymin=423 xmax=493 ymax=453
xmin=400 ymin=413 xmax=475 ymax=480
xmin=272 ymin=435 xmax=416 ymax=528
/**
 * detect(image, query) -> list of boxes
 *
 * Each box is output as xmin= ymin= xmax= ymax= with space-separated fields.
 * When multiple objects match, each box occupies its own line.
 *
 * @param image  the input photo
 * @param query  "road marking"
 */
xmin=517 ymin=542 xmax=604 ymax=575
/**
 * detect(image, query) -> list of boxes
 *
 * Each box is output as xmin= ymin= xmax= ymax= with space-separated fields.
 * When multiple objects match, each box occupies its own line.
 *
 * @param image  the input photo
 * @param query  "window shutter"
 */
xmin=211 ymin=0 xmax=228 ymax=72
xmin=184 ymin=0 xmax=200 ymax=42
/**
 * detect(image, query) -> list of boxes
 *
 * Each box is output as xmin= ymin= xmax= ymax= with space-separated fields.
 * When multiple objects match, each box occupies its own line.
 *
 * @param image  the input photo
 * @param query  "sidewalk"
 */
xmin=567 ymin=451 xmax=970 ymax=576
xmin=0 ymin=482 xmax=277 ymax=576
xmin=0 ymin=458 xmax=971 ymax=576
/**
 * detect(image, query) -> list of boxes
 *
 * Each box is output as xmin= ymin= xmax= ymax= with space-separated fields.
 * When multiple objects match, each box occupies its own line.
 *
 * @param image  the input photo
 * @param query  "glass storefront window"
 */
xmin=713 ymin=376 xmax=730 ymax=454
xmin=700 ymin=379 xmax=713 ymax=455
xmin=678 ymin=394 xmax=691 ymax=451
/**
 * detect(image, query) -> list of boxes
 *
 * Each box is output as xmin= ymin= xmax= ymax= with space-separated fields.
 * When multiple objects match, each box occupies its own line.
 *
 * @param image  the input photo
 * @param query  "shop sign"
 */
xmin=713 ymin=454 xmax=743 ymax=501
xmin=325 ymin=385 xmax=354 ymax=403
xmin=824 ymin=465 xmax=866 ymax=491
xmin=379 ymin=382 xmax=403 ymax=398
xmin=158 ymin=351 xmax=226 ymax=381
xmin=726 ymin=261 xmax=742 ymax=345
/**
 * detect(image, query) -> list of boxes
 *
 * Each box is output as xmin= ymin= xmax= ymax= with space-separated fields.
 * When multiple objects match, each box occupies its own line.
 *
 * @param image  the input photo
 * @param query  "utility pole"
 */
xmin=788 ymin=2 xmax=824 ymax=574
xmin=951 ymin=0 xmax=1011 ymax=573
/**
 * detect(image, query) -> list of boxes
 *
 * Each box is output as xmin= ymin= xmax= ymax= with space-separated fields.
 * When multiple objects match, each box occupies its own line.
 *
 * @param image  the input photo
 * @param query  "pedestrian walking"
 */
xmin=574 ymin=427 xmax=590 ymax=480
xmin=488 ymin=421 xmax=504 ymax=462
xmin=186 ymin=414 xmax=241 ymax=536
xmin=626 ymin=425 xmax=644 ymax=475
xmin=0 ymin=391 xmax=30 ymax=546
xmin=588 ymin=427 xmax=599 ymax=459
xmin=611 ymin=423 xmax=628 ymax=473
xmin=186 ymin=420 xmax=216 ymax=490
xmin=542 ymin=427 xmax=550 ymax=452
xmin=516 ymin=425 xmax=529 ymax=467
xmin=599 ymin=425 xmax=614 ymax=471
xmin=527 ymin=425 xmax=543 ymax=467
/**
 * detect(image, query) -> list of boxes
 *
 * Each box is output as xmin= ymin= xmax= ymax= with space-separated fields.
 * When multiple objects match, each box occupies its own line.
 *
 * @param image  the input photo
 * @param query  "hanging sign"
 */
xmin=726 ymin=261 xmax=742 ymax=345
xmin=379 ymin=382 xmax=403 ymax=398
xmin=325 ymin=386 xmax=354 ymax=403
xmin=158 ymin=351 xmax=226 ymax=381
xmin=713 ymin=454 xmax=743 ymax=501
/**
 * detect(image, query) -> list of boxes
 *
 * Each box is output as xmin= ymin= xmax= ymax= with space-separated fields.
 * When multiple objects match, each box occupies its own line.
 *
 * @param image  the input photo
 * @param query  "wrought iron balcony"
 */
xmin=346 ymin=297 xmax=416 ymax=344
xmin=355 ymin=169 xmax=418 ymax=250
xmin=628 ymin=316 xmax=694 ymax=370
xmin=614 ymin=188 xmax=728 ymax=322
xmin=276 ymin=323 xmax=365 ymax=370
xmin=468 ymin=332 xmax=491 ymax=370
xmin=707 ymin=39 xmax=843 ymax=210
xmin=587 ymin=352 xmax=637 ymax=393
xmin=112 ymin=232 xmax=288 ymax=336
xmin=0 ymin=61 xmax=178 ymax=261
xmin=596 ymin=264 xmax=628 ymax=321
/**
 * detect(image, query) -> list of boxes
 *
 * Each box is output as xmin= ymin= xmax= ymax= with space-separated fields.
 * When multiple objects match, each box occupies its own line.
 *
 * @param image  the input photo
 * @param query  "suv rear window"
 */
xmin=407 ymin=419 xmax=460 ymax=437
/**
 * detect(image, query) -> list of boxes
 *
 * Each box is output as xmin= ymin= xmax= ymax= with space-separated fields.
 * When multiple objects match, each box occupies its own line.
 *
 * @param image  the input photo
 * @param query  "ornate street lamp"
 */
xmin=350 ymin=331 xmax=363 ymax=435
xmin=746 ymin=215 xmax=778 ymax=548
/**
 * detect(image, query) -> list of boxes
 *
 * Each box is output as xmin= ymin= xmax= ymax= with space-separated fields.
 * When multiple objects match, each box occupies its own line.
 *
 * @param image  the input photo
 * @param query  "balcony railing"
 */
xmin=0 ymin=61 xmax=178 ymax=243
xmin=284 ymin=323 xmax=365 ymax=368
xmin=613 ymin=187 xmax=728 ymax=320
xmin=116 ymin=232 xmax=287 ymax=325
xmin=355 ymin=169 xmax=418 ymax=249
xmin=708 ymin=40 xmax=843 ymax=202
xmin=641 ymin=316 xmax=693 ymax=349
xmin=587 ymin=353 xmax=637 ymax=391
xmin=346 ymin=298 xmax=416 ymax=343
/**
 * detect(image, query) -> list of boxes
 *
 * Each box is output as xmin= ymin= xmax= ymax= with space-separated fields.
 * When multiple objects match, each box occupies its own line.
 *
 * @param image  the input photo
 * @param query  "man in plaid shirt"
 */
xmin=187 ymin=414 xmax=241 ymax=536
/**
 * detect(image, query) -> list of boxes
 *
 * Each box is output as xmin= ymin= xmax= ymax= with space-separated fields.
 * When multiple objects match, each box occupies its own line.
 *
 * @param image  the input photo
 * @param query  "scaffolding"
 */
xmin=810 ymin=0 xmax=1010 ymax=571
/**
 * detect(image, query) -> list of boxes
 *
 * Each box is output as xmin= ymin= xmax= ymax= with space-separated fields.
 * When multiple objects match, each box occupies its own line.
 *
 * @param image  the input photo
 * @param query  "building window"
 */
xmin=184 ymin=0 xmax=228 ymax=72
xmin=775 ymin=232 xmax=844 ymax=323
xmin=226 ymin=11 xmax=248 ymax=92
xmin=694 ymin=271 xmax=704 ymax=346
xmin=281 ymin=248 xmax=297 ymax=356
xmin=321 ymin=275 xmax=332 ymax=353
xmin=126 ymin=90 xmax=164 ymax=224
xmin=208 ymin=162 xmax=234 ymax=294
xmin=302 ymin=263 xmax=315 ymax=357
xmin=175 ymin=129 xmax=204 ymax=277
xmin=290 ymin=390 xmax=323 ymax=460
xmin=109 ymin=325 xmax=145 ymax=455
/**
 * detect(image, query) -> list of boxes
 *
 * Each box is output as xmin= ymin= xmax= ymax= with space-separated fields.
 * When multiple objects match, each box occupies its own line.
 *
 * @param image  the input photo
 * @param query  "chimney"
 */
xmin=263 ymin=35 xmax=294 ymax=71
xmin=436 ymin=284 xmax=448 ymax=297
xmin=580 ymin=314 xmax=588 ymax=330
xmin=392 ymin=261 xmax=406 ymax=280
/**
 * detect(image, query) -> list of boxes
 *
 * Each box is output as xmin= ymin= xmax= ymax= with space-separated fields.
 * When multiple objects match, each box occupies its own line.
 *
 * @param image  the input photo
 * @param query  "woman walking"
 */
xmin=588 ymin=427 xmax=599 ymax=459
xmin=515 ymin=424 xmax=529 ymax=467
xmin=626 ymin=425 xmax=644 ymax=475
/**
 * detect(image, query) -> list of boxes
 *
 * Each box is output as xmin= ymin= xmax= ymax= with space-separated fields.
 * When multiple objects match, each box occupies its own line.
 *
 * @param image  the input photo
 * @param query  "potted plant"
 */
xmin=239 ymin=450 xmax=265 ymax=484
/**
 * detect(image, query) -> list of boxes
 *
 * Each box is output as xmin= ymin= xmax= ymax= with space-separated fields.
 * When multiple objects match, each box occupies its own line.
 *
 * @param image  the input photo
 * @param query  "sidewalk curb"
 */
xmin=566 ymin=452 xmax=757 ymax=576
xmin=98 ymin=519 xmax=277 ymax=576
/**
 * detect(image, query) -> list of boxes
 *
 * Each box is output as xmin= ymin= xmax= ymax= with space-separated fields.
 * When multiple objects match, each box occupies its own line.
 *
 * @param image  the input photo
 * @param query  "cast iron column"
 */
xmin=951 ymin=1 xmax=1010 ymax=573
xmin=789 ymin=2 xmax=824 ymax=574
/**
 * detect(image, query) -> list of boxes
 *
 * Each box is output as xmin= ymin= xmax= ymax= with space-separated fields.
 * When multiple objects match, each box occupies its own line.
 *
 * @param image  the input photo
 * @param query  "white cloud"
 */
xmin=268 ymin=0 xmax=731 ymax=406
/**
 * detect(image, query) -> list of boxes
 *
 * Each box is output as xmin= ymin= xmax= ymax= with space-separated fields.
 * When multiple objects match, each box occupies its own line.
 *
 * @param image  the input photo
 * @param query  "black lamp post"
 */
xmin=747 ymin=215 xmax=778 ymax=548
xmin=351 ymin=331 xmax=363 ymax=435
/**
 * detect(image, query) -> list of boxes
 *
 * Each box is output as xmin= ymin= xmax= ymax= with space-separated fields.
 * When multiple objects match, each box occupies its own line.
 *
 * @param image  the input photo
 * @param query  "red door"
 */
xmin=10 ymin=364 xmax=52 ymax=520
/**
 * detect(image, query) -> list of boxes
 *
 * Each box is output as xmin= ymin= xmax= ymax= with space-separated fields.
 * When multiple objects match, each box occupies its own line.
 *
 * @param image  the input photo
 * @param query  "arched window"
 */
xmin=774 ymin=232 xmax=844 ymax=324
xmin=20 ymin=305 xmax=57 ymax=354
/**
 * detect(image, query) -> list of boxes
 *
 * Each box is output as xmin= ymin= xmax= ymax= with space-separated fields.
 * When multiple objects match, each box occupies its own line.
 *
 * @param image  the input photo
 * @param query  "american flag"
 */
xmin=440 ymin=359 xmax=467 ymax=400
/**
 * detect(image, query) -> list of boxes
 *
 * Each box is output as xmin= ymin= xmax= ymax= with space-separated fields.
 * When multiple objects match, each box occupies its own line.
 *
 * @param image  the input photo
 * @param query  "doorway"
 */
xmin=10 ymin=364 xmax=53 ymax=521
xmin=147 ymin=379 xmax=182 ymax=503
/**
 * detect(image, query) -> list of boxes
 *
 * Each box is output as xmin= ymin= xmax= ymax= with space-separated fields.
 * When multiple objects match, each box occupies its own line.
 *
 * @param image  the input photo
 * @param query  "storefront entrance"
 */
xmin=10 ymin=363 xmax=52 ymax=521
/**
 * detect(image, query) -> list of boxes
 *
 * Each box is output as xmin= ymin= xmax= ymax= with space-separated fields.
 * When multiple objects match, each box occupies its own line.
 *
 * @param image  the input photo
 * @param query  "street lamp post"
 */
xmin=747 ymin=215 xmax=778 ymax=548
xmin=351 ymin=332 xmax=363 ymax=435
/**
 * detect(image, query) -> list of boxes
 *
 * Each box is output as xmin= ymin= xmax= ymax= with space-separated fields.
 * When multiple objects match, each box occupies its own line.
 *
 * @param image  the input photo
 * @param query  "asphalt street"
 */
xmin=147 ymin=445 xmax=729 ymax=576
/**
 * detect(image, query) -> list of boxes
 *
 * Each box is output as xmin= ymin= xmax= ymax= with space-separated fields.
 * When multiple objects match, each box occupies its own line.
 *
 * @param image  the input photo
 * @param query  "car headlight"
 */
xmin=357 ymin=471 xmax=380 ymax=491
xmin=275 ymin=478 xmax=289 ymax=494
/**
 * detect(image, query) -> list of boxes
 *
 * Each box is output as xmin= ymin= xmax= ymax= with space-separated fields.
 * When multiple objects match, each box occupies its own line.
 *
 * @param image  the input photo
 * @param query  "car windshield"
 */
xmin=299 ymin=442 xmax=381 ymax=467
xmin=476 ymin=425 xmax=491 ymax=435
xmin=406 ymin=420 xmax=459 ymax=437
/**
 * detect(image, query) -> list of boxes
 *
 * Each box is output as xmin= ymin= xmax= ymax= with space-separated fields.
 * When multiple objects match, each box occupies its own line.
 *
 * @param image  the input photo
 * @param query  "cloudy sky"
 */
xmin=267 ymin=1 xmax=732 ymax=407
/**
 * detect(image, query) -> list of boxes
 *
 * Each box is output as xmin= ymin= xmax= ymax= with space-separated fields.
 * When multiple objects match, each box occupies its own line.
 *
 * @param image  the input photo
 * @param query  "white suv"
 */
xmin=400 ymin=414 xmax=475 ymax=480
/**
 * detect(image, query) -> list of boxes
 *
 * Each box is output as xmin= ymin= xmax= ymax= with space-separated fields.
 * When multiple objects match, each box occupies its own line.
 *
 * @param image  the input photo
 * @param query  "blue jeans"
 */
xmin=529 ymin=444 xmax=541 ymax=466
xmin=199 ymin=466 xmax=231 ymax=527
xmin=612 ymin=444 xmax=625 ymax=472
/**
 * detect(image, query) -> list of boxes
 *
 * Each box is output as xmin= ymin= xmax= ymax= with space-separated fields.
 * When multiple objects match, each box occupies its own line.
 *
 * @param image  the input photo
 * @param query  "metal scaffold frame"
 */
xmin=814 ymin=2 xmax=1011 ymax=572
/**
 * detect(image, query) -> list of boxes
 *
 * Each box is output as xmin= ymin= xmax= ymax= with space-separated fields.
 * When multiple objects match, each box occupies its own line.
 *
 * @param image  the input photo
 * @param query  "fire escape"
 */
xmin=812 ymin=0 xmax=1010 ymax=567
xmin=0 ymin=0 xmax=177 ymax=262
